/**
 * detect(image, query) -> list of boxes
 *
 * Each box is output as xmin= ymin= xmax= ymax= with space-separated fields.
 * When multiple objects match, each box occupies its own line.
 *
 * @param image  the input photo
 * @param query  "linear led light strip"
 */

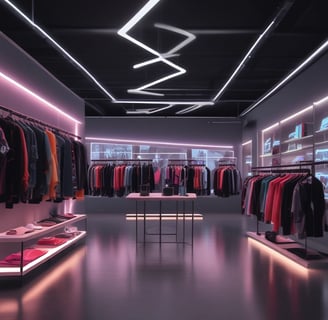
xmin=212 ymin=19 xmax=276 ymax=102
xmin=133 ymin=23 xmax=196 ymax=70
xmin=241 ymin=39 xmax=328 ymax=116
xmin=126 ymin=104 xmax=175 ymax=115
xmin=262 ymin=122 xmax=279 ymax=133
xmin=4 ymin=0 xmax=210 ymax=114
xmin=0 ymin=71 xmax=82 ymax=124
xmin=176 ymin=104 xmax=208 ymax=115
xmin=314 ymin=95 xmax=328 ymax=106
xmin=3 ymin=0 xmax=116 ymax=102
xmin=280 ymin=105 xmax=313 ymax=123
xmin=126 ymin=102 xmax=213 ymax=115
xmin=5 ymin=0 xmax=326 ymax=118
xmin=86 ymin=137 xmax=233 ymax=149
xmin=242 ymin=140 xmax=252 ymax=146
xmin=262 ymin=103 xmax=313 ymax=131
xmin=115 ymin=99 xmax=214 ymax=105
xmin=117 ymin=0 xmax=195 ymax=97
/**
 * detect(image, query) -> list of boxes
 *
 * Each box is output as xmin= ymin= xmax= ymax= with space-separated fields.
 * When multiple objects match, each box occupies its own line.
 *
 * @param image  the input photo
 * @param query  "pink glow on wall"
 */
xmin=0 ymin=71 xmax=82 ymax=124
xmin=85 ymin=136 xmax=233 ymax=149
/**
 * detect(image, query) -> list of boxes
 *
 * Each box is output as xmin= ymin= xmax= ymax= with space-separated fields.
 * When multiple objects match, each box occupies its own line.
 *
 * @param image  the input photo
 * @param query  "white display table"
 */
xmin=126 ymin=193 xmax=197 ymax=244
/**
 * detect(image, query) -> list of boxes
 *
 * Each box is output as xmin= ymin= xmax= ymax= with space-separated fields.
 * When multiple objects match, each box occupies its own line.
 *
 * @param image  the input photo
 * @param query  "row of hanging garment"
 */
xmin=87 ymin=162 xmax=155 ymax=197
xmin=164 ymin=165 xmax=211 ymax=196
xmin=242 ymin=173 xmax=326 ymax=238
xmin=212 ymin=165 xmax=242 ymax=197
xmin=0 ymin=116 xmax=88 ymax=208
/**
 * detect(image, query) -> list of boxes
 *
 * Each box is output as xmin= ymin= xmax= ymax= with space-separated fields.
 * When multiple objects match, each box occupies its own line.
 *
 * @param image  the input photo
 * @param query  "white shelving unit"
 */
xmin=0 ymin=214 xmax=87 ymax=277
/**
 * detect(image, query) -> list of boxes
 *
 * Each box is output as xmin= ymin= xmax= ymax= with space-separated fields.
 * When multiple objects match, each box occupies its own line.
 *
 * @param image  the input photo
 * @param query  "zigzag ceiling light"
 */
xmin=117 ymin=0 xmax=196 ymax=97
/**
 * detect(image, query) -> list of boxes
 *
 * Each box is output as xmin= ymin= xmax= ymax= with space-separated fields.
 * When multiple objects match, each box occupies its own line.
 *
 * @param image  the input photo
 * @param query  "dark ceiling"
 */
xmin=0 ymin=0 xmax=327 ymax=117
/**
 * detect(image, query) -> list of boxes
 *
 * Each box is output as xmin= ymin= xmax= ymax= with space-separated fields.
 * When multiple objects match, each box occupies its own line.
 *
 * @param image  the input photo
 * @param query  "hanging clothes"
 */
xmin=87 ymin=162 xmax=155 ymax=197
xmin=242 ymin=173 xmax=326 ymax=238
xmin=164 ymin=164 xmax=210 ymax=196
xmin=213 ymin=165 xmax=241 ymax=197
xmin=0 ymin=115 xmax=87 ymax=207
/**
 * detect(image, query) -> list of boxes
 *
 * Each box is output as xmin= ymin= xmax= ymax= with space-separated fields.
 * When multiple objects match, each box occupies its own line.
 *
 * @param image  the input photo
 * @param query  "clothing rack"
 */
xmin=217 ymin=163 xmax=236 ymax=167
xmin=249 ymin=161 xmax=328 ymax=260
xmin=167 ymin=159 xmax=206 ymax=165
xmin=215 ymin=157 xmax=237 ymax=167
xmin=0 ymin=104 xmax=81 ymax=140
xmin=90 ymin=159 xmax=153 ymax=162
xmin=251 ymin=160 xmax=328 ymax=171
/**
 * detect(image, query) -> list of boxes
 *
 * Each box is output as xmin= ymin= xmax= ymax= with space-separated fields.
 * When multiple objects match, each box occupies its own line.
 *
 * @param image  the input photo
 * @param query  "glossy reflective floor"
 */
xmin=1 ymin=213 xmax=328 ymax=320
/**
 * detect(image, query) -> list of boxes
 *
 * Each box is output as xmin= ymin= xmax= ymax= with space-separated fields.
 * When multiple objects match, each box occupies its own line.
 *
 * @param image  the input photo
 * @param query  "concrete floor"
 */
xmin=1 ymin=213 xmax=328 ymax=320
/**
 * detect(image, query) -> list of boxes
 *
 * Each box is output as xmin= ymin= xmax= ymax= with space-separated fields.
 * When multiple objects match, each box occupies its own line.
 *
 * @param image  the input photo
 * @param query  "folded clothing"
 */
xmin=55 ymin=213 xmax=76 ymax=220
xmin=54 ymin=232 xmax=75 ymax=239
xmin=0 ymin=248 xmax=47 ymax=267
xmin=36 ymin=216 xmax=65 ymax=227
xmin=37 ymin=237 xmax=67 ymax=246
xmin=5 ymin=226 xmax=35 ymax=235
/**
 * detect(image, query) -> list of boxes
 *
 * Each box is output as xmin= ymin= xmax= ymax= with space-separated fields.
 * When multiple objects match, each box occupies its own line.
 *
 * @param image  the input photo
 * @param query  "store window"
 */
xmin=90 ymin=142 xmax=234 ymax=172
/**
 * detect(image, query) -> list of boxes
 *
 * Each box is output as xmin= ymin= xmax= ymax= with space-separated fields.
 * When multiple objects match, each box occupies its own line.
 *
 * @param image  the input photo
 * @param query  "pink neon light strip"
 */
xmin=86 ymin=136 xmax=233 ymax=149
xmin=0 ymin=71 xmax=82 ymax=124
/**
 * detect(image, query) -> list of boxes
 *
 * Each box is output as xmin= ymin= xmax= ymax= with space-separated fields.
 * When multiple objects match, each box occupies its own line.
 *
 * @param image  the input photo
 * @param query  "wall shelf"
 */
xmin=0 ymin=214 xmax=87 ymax=278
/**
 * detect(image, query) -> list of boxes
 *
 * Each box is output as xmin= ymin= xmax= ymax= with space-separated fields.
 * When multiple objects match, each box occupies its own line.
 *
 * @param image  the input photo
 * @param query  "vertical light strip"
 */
xmin=74 ymin=123 xmax=79 ymax=140
xmin=212 ymin=20 xmax=276 ymax=101
xmin=0 ymin=71 xmax=82 ymax=124
xmin=3 ymin=0 xmax=116 ymax=101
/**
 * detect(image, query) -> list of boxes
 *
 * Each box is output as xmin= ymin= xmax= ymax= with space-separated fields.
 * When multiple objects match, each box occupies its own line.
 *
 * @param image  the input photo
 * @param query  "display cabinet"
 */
xmin=260 ymin=122 xmax=280 ymax=166
xmin=0 ymin=214 xmax=87 ymax=278
xmin=259 ymin=105 xmax=314 ymax=166
xmin=314 ymin=97 xmax=328 ymax=199
xmin=279 ymin=105 xmax=313 ymax=165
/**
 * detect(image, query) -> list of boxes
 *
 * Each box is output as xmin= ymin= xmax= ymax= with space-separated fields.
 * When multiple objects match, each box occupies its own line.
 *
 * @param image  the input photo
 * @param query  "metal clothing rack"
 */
xmin=90 ymin=159 xmax=153 ymax=163
xmin=0 ymin=104 xmax=81 ymax=140
xmin=249 ymin=161 xmax=328 ymax=261
xmin=167 ymin=159 xmax=206 ymax=166
xmin=215 ymin=156 xmax=237 ymax=167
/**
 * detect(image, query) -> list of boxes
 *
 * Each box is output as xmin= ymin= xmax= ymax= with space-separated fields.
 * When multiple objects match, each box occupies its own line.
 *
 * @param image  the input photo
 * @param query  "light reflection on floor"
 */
xmin=0 ymin=213 xmax=328 ymax=320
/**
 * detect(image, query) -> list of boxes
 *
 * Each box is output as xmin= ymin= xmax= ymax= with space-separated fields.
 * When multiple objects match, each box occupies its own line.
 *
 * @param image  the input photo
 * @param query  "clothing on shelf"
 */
xmin=0 ymin=248 xmax=48 ymax=267
xmin=242 ymin=173 xmax=326 ymax=238
xmin=87 ymin=162 xmax=155 ymax=197
xmin=0 ymin=114 xmax=87 ymax=208
xmin=213 ymin=165 xmax=241 ymax=197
